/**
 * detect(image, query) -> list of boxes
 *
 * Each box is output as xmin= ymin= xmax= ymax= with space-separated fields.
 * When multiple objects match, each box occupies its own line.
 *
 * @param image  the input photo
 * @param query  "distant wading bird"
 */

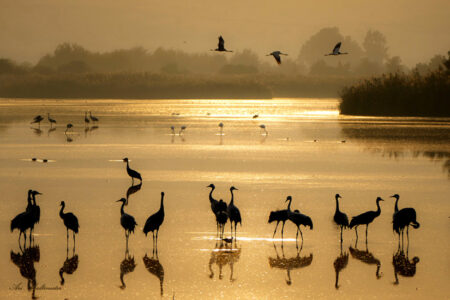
xmin=268 ymin=201 xmax=289 ymax=239
xmin=211 ymin=36 xmax=233 ymax=52
xmin=218 ymin=123 xmax=224 ymax=135
xmin=47 ymin=113 xmax=56 ymax=128
xmin=31 ymin=115 xmax=44 ymax=127
xmin=84 ymin=112 xmax=90 ymax=126
xmin=179 ymin=126 xmax=186 ymax=135
xmin=325 ymin=42 xmax=348 ymax=56
xmin=267 ymin=51 xmax=288 ymax=64
xmin=65 ymin=123 xmax=73 ymax=134
xmin=286 ymin=196 xmax=313 ymax=245
xmin=391 ymin=194 xmax=420 ymax=243
xmin=227 ymin=186 xmax=241 ymax=237
xmin=123 ymin=157 xmax=142 ymax=184
xmin=349 ymin=197 xmax=383 ymax=243
xmin=117 ymin=198 xmax=137 ymax=246
xmin=59 ymin=201 xmax=79 ymax=247
xmin=89 ymin=111 xmax=99 ymax=123
xmin=333 ymin=194 xmax=349 ymax=242
xmin=143 ymin=192 xmax=165 ymax=248
xmin=259 ymin=124 xmax=268 ymax=135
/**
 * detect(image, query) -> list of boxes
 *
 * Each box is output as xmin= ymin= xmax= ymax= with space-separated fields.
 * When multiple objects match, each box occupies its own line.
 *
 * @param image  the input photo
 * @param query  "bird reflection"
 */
xmin=89 ymin=125 xmax=99 ymax=132
xmin=333 ymin=242 xmax=349 ymax=289
xmin=126 ymin=182 xmax=142 ymax=203
xmin=349 ymin=244 xmax=382 ymax=279
xmin=47 ymin=127 xmax=56 ymax=136
xmin=66 ymin=135 xmax=73 ymax=143
xmin=268 ymin=243 xmax=313 ymax=285
xmin=143 ymin=250 xmax=164 ymax=296
xmin=10 ymin=244 xmax=40 ymax=299
xmin=392 ymin=244 xmax=419 ymax=285
xmin=208 ymin=240 xmax=241 ymax=282
xmin=59 ymin=247 xmax=79 ymax=286
xmin=120 ymin=249 xmax=137 ymax=289
xmin=31 ymin=127 xmax=42 ymax=136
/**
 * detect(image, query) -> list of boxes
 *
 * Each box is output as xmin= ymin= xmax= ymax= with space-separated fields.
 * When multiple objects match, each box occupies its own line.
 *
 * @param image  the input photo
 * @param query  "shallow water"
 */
xmin=0 ymin=98 xmax=449 ymax=299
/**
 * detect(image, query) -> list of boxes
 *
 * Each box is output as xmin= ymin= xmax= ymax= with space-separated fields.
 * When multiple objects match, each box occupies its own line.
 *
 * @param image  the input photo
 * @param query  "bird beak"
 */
xmin=389 ymin=195 xmax=395 ymax=198
xmin=36 ymin=192 xmax=42 ymax=195
xmin=116 ymin=199 xmax=122 ymax=202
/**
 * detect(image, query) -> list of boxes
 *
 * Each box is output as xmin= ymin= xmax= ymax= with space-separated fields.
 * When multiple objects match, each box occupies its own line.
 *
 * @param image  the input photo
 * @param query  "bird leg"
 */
xmin=281 ymin=221 xmax=286 ymax=240
xmin=406 ymin=226 xmax=410 ymax=244
xmin=365 ymin=224 xmax=369 ymax=242
xmin=234 ymin=223 xmax=237 ymax=239
xmin=299 ymin=227 xmax=304 ymax=242
xmin=355 ymin=227 xmax=358 ymax=243
xmin=340 ymin=226 xmax=343 ymax=242
xmin=273 ymin=221 xmax=279 ymax=238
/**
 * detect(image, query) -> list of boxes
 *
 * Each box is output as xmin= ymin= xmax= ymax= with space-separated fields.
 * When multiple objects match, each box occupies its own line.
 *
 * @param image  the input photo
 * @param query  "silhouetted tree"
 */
xmin=363 ymin=30 xmax=388 ymax=65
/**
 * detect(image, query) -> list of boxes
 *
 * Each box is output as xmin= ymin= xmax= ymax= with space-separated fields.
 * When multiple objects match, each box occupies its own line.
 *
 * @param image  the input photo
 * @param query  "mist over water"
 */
xmin=0 ymin=98 xmax=449 ymax=299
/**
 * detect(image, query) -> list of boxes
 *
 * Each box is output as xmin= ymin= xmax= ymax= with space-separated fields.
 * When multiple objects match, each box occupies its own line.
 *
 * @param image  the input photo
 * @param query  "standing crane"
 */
xmin=84 ymin=112 xmax=90 ymax=127
xmin=333 ymin=194 xmax=349 ymax=242
xmin=143 ymin=192 xmax=165 ymax=249
xmin=89 ymin=111 xmax=99 ymax=123
xmin=349 ymin=197 xmax=383 ymax=244
xmin=259 ymin=124 xmax=268 ymax=135
xmin=286 ymin=196 xmax=313 ymax=245
xmin=10 ymin=191 xmax=34 ymax=245
xmin=268 ymin=200 xmax=289 ymax=239
xmin=117 ymin=198 xmax=137 ymax=248
xmin=59 ymin=201 xmax=79 ymax=248
xmin=227 ymin=186 xmax=241 ymax=238
xmin=65 ymin=123 xmax=73 ymax=134
xmin=267 ymin=51 xmax=288 ymax=64
xmin=391 ymin=194 xmax=420 ymax=243
xmin=47 ymin=113 xmax=56 ymax=128
xmin=30 ymin=190 xmax=42 ymax=243
xmin=123 ymin=157 xmax=142 ymax=184
xmin=207 ymin=184 xmax=220 ymax=233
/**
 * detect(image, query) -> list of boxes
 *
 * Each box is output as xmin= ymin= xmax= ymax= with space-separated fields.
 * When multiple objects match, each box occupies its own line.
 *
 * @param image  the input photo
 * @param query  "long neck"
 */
xmin=287 ymin=199 xmax=291 ymax=211
xmin=375 ymin=200 xmax=381 ymax=216
xmin=230 ymin=189 xmax=234 ymax=205
xmin=335 ymin=196 xmax=340 ymax=212
xmin=394 ymin=197 xmax=399 ymax=213
xmin=27 ymin=192 xmax=33 ymax=207
xmin=126 ymin=160 xmax=130 ymax=170
xmin=160 ymin=196 xmax=164 ymax=212
xmin=209 ymin=187 xmax=215 ymax=203
xmin=59 ymin=204 xmax=65 ymax=218
xmin=120 ymin=202 xmax=125 ymax=215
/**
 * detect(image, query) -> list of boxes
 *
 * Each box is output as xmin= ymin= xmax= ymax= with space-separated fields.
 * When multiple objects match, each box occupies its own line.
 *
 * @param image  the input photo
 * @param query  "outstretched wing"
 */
xmin=333 ymin=42 xmax=341 ymax=54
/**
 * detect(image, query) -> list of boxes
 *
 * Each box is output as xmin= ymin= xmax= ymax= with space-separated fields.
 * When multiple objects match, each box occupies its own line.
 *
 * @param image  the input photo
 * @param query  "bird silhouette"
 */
xmin=325 ymin=42 xmax=348 ymax=56
xmin=349 ymin=197 xmax=383 ymax=244
xmin=31 ymin=115 xmax=44 ymax=127
xmin=268 ymin=243 xmax=313 ymax=285
xmin=179 ymin=125 xmax=186 ymax=135
xmin=170 ymin=126 xmax=175 ymax=135
xmin=59 ymin=249 xmax=79 ymax=285
xmin=268 ymin=201 xmax=289 ymax=239
xmin=65 ymin=123 xmax=73 ymax=134
xmin=286 ymin=196 xmax=313 ymax=246
xmin=349 ymin=244 xmax=382 ymax=279
xmin=143 ymin=192 xmax=165 ymax=249
xmin=119 ymin=249 xmax=136 ymax=289
xmin=218 ymin=122 xmax=224 ymax=135
xmin=123 ymin=157 xmax=142 ymax=184
xmin=11 ymin=191 xmax=34 ymax=246
xmin=47 ymin=113 xmax=56 ymax=128
xmin=211 ymin=36 xmax=233 ymax=52
xmin=333 ymin=194 xmax=349 ymax=242
xmin=391 ymin=194 xmax=420 ymax=245
xmin=267 ymin=51 xmax=288 ymax=64
xmin=59 ymin=201 xmax=79 ymax=249
xmin=207 ymin=184 xmax=221 ymax=234
xmin=227 ymin=186 xmax=241 ymax=238
xmin=143 ymin=251 xmax=165 ymax=296
xmin=89 ymin=111 xmax=99 ymax=123
xmin=117 ymin=198 xmax=137 ymax=248
xmin=259 ymin=124 xmax=268 ymax=135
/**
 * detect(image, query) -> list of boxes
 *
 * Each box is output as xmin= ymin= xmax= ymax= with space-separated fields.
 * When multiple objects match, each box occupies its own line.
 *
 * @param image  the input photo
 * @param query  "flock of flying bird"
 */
xmin=11 ymin=157 xmax=420 ymax=251
xmin=212 ymin=36 xmax=348 ymax=65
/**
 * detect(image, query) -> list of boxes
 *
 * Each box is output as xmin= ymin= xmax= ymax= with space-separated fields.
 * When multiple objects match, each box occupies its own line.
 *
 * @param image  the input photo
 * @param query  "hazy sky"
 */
xmin=1 ymin=0 xmax=449 ymax=66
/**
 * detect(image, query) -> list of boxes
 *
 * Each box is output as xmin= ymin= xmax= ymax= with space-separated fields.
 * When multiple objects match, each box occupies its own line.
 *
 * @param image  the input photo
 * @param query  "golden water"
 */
xmin=0 ymin=98 xmax=449 ymax=299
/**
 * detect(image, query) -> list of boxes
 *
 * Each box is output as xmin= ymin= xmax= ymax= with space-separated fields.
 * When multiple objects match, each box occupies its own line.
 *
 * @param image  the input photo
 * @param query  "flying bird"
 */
xmin=325 ymin=42 xmax=348 ymax=56
xmin=211 ymin=36 xmax=233 ymax=52
xmin=267 ymin=51 xmax=288 ymax=64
